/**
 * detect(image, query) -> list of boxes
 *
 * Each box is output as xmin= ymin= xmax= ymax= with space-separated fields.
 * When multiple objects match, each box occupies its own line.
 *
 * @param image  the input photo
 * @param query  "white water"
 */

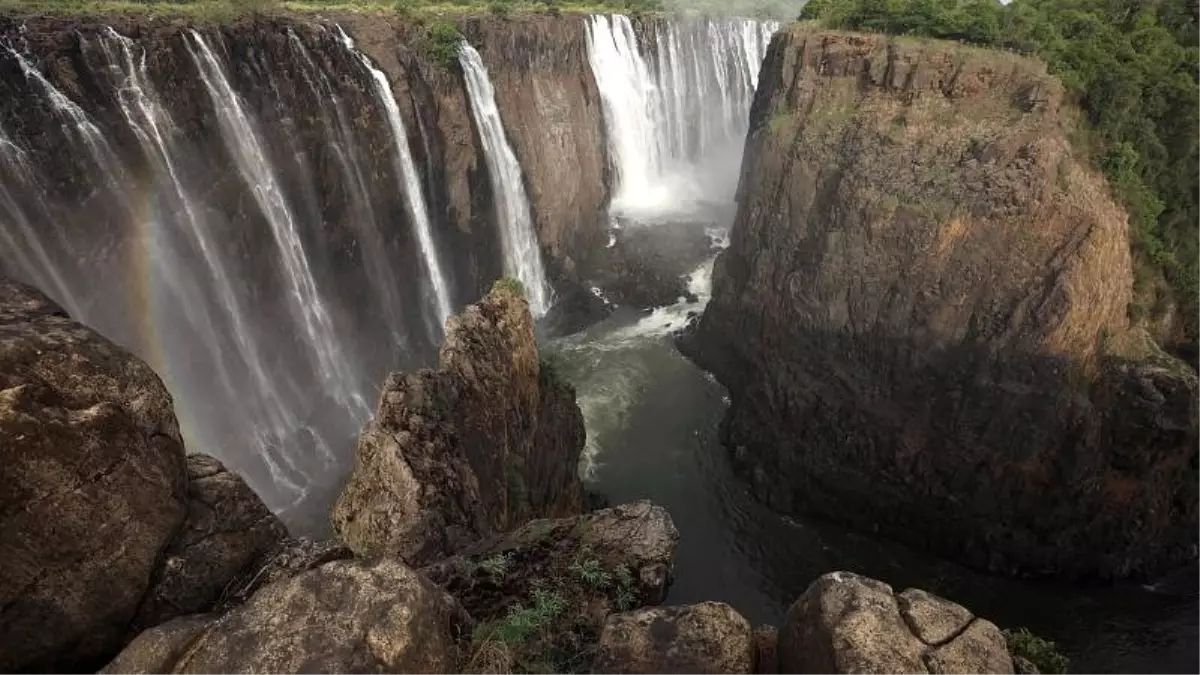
xmin=94 ymin=29 xmax=340 ymax=496
xmin=287 ymin=28 xmax=410 ymax=352
xmin=186 ymin=32 xmax=370 ymax=428
xmin=459 ymin=43 xmax=552 ymax=316
xmin=585 ymin=14 xmax=777 ymax=220
xmin=337 ymin=26 xmax=454 ymax=333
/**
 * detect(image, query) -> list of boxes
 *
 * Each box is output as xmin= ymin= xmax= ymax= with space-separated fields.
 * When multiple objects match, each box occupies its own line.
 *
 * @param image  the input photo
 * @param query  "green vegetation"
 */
xmin=492 ymin=275 xmax=526 ymax=298
xmin=422 ymin=18 xmax=464 ymax=68
xmin=1002 ymin=627 xmax=1070 ymax=674
xmin=478 ymin=552 xmax=513 ymax=577
xmin=474 ymin=584 xmax=568 ymax=647
xmin=798 ymin=0 xmax=1199 ymax=347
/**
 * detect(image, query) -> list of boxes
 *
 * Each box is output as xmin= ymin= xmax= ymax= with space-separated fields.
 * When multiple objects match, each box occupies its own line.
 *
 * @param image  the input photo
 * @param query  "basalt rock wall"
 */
xmin=691 ymin=27 xmax=1199 ymax=580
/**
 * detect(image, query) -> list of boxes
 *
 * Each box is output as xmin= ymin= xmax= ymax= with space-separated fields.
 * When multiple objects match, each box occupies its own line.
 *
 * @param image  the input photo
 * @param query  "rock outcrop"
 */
xmin=132 ymin=453 xmax=287 ymax=632
xmin=690 ymin=27 xmax=1199 ymax=579
xmin=593 ymin=602 xmax=757 ymax=674
xmin=422 ymin=500 xmax=679 ymax=672
xmin=333 ymin=283 xmax=585 ymax=564
xmin=0 ymin=279 xmax=189 ymax=672
xmin=103 ymin=558 xmax=470 ymax=673
xmin=778 ymin=572 xmax=1014 ymax=674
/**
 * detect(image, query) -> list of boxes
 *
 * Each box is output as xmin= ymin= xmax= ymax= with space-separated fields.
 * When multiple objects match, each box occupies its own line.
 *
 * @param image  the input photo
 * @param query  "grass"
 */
xmin=1003 ymin=627 xmax=1069 ymax=674
xmin=492 ymin=275 xmax=526 ymax=298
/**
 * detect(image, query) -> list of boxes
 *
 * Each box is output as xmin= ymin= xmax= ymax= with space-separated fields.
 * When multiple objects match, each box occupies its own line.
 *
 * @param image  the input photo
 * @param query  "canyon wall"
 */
xmin=692 ymin=27 xmax=1198 ymax=579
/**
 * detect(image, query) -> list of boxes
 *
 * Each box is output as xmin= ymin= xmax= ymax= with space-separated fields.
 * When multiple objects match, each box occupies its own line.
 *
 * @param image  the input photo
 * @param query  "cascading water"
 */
xmin=585 ymin=14 xmax=777 ymax=220
xmin=186 ymin=31 xmax=367 ymax=420
xmin=336 ymin=26 xmax=454 ymax=334
xmin=459 ymin=43 xmax=551 ymax=316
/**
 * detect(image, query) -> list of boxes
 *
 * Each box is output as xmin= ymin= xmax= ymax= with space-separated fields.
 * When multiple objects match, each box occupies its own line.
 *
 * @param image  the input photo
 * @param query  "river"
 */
xmin=545 ymin=229 xmax=1199 ymax=675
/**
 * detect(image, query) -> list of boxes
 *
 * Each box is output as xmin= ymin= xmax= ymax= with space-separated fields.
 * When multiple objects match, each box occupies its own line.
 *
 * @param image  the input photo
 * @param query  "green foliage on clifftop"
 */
xmin=799 ymin=0 xmax=1199 ymax=347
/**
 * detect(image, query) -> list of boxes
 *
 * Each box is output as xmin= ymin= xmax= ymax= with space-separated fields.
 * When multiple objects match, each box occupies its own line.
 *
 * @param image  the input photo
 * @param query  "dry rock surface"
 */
xmin=593 ymin=602 xmax=757 ymax=674
xmin=104 ymin=558 xmax=470 ymax=674
xmin=779 ymin=572 xmax=1014 ymax=674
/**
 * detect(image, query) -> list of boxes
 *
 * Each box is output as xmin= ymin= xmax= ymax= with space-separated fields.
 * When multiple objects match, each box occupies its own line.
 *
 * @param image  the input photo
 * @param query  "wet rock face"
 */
xmin=593 ymin=602 xmax=757 ymax=674
xmin=332 ymin=285 xmax=585 ymax=564
xmin=132 ymin=453 xmax=288 ymax=632
xmin=0 ymin=279 xmax=188 ymax=672
xmin=104 ymin=558 xmax=471 ymax=674
xmin=692 ymin=27 xmax=1199 ymax=579
xmin=778 ymin=572 xmax=1014 ymax=674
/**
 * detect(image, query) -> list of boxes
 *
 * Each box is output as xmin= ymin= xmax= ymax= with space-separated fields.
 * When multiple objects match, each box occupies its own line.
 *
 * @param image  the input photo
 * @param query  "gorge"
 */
xmin=0 ymin=4 xmax=1197 ymax=674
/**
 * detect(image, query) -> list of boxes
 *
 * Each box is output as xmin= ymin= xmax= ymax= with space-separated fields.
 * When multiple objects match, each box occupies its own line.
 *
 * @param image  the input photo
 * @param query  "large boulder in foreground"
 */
xmin=333 ymin=283 xmax=585 ymax=564
xmin=779 ymin=572 xmax=1014 ymax=674
xmin=0 ymin=279 xmax=188 ymax=672
xmin=593 ymin=602 xmax=757 ymax=674
xmin=131 ymin=453 xmax=287 ymax=632
xmin=103 ymin=558 xmax=470 ymax=673
xmin=689 ymin=26 xmax=1198 ymax=578
xmin=422 ymin=500 xmax=680 ymax=673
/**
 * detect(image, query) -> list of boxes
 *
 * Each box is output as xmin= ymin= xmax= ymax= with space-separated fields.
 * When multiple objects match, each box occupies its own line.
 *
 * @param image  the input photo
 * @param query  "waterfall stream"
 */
xmin=459 ymin=42 xmax=551 ymax=316
xmin=337 ymin=26 xmax=455 ymax=335
xmin=585 ymin=14 xmax=777 ymax=221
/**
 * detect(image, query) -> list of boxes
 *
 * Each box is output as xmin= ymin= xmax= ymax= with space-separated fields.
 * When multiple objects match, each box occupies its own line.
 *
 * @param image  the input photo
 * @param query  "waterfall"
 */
xmin=88 ymin=28 xmax=337 ymax=497
xmin=586 ymin=14 xmax=778 ymax=221
xmin=336 ymin=26 xmax=454 ymax=333
xmin=185 ymin=31 xmax=368 ymax=419
xmin=459 ymin=43 xmax=551 ymax=316
xmin=286 ymin=28 xmax=410 ymax=353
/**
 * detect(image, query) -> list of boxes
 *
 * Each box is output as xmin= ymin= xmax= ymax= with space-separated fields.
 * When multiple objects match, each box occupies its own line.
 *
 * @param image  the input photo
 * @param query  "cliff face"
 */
xmin=692 ymin=27 xmax=1198 ymax=579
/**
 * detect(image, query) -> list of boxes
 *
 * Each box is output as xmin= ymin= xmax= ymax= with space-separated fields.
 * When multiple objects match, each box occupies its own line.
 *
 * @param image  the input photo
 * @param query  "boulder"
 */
xmin=753 ymin=624 xmax=780 ymax=674
xmin=333 ymin=284 xmax=584 ymax=564
xmin=779 ymin=572 xmax=1014 ymax=674
xmin=103 ymin=558 xmax=470 ymax=673
xmin=132 ymin=453 xmax=287 ymax=631
xmin=422 ymin=500 xmax=680 ymax=672
xmin=593 ymin=602 xmax=756 ymax=674
xmin=0 ymin=279 xmax=188 ymax=672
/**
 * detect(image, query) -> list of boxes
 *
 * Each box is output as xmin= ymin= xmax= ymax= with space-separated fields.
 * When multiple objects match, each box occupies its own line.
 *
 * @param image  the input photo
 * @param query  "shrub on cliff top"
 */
xmin=423 ymin=19 xmax=463 ymax=69
xmin=492 ymin=275 xmax=526 ymax=298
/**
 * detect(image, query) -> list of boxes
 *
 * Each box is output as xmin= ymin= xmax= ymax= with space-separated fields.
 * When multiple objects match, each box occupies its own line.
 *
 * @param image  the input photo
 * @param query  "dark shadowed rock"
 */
xmin=105 ymin=558 xmax=470 ymax=673
xmin=593 ymin=602 xmax=756 ymax=674
xmin=691 ymin=26 xmax=1199 ymax=579
xmin=753 ymin=624 xmax=779 ymax=674
xmin=333 ymin=284 xmax=584 ymax=565
xmin=0 ymin=279 xmax=188 ymax=672
xmin=778 ymin=572 xmax=1013 ymax=674
xmin=131 ymin=453 xmax=287 ymax=632
xmin=217 ymin=536 xmax=353 ymax=610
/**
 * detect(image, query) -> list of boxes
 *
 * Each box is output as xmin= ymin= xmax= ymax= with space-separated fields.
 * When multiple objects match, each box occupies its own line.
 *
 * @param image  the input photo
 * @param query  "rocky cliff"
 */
xmin=0 ymin=280 xmax=284 ymax=672
xmin=691 ymin=27 xmax=1198 ymax=579
xmin=332 ymin=281 xmax=585 ymax=564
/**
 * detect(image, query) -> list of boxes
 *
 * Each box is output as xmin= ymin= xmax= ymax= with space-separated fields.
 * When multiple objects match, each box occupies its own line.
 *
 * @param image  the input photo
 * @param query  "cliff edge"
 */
xmin=691 ymin=27 xmax=1198 ymax=579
